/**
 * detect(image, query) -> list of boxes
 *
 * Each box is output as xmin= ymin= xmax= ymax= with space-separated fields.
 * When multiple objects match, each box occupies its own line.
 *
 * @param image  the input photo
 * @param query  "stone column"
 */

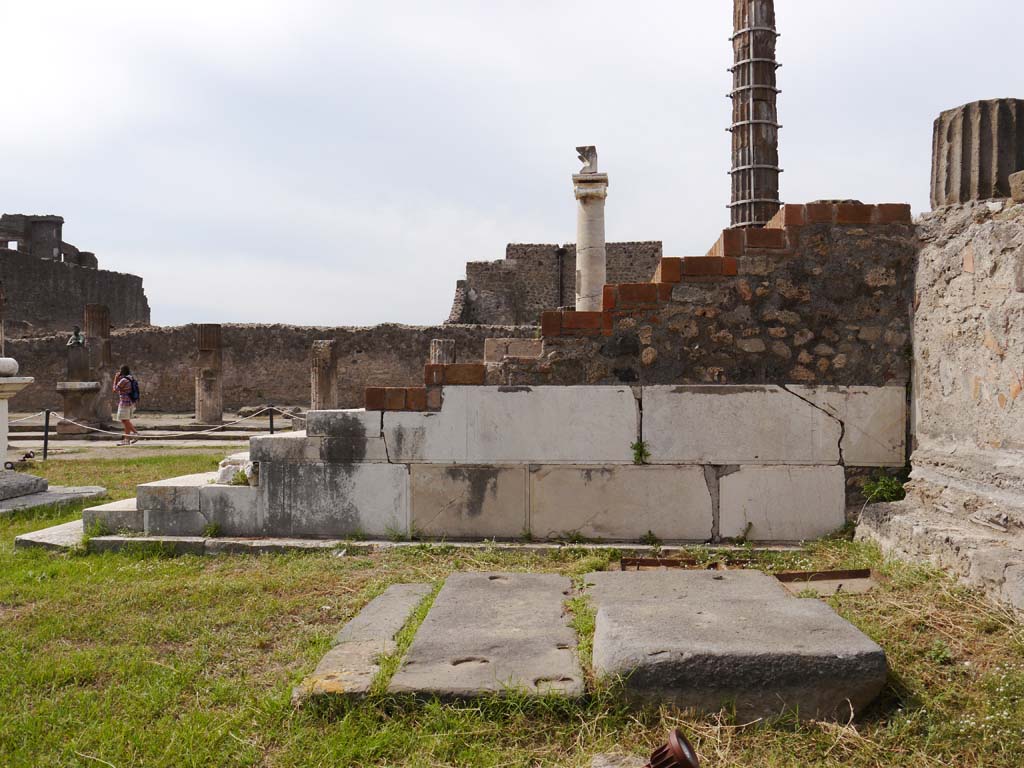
xmin=573 ymin=146 xmax=609 ymax=312
xmin=310 ymin=340 xmax=338 ymax=411
xmin=195 ymin=324 xmax=223 ymax=424
xmin=0 ymin=357 xmax=47 ymax=499
xmin=931 ymin=99 xmax=1024 ymax=208
xmin=84 ymin=304 xmax=112 ymax=425
xmin=429 ymin=339 xmax=456 ymax=365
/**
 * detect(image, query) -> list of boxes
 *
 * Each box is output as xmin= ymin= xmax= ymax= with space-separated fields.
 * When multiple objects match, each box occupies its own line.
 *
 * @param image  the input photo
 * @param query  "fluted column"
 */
xmin=931 ymin=99 xmax=1024 ymax=209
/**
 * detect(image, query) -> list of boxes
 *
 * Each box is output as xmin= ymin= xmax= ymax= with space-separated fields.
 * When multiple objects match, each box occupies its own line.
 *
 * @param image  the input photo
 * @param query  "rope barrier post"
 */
xmin=269 ymin=405 xmax=275 ymax=435
xmin=43 ymin=409 xmax=50 ymax=461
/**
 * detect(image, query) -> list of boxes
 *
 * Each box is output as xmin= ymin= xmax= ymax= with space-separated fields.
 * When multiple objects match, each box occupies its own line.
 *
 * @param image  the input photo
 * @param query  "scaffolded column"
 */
xmin=729 ymin=0 xmax=782 ymax=229
xmin=310 ymin=340 xmax=339 ymax=411
xmin=195 ymin=324 xmax=223 ymax=424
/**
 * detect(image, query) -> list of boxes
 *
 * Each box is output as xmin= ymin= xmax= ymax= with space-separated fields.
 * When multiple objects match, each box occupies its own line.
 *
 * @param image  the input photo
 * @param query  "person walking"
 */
xmin=113 ymin=365 xmax=140 ymax=446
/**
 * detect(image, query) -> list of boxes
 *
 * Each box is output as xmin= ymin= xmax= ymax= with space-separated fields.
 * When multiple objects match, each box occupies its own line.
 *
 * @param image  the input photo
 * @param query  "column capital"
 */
xmin=573 ymin=173 xmax=609 ymax=201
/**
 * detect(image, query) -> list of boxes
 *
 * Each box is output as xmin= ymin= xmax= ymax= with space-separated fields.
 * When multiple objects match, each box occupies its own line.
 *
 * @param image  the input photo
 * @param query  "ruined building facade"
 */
xmin=0 ymin=214 xmax=150 ymax=334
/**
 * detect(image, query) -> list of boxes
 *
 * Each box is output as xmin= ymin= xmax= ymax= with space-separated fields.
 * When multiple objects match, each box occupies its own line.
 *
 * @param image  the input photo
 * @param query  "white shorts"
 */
xmin=117 ymin=404 xmax=135 ymax=421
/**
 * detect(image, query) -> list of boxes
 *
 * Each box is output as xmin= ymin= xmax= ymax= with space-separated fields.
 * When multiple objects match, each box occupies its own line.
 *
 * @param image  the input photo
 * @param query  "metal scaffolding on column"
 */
xmin=728 ymin=0 xmax=782 ymax=229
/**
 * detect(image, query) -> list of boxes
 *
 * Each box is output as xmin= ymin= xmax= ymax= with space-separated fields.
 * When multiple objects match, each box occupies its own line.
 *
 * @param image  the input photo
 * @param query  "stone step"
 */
xmin=83 ymin=497 xmax=142 ymax=533
xmin=294 ymin=583 xmax=433 ymax=702
xmin=14 ymin=519 xmax=85 ymax=551
xmin=388 ymin=572 xmax=584 ymax=698
xmin=135 ymin=472 xmax=262 ymax=536
xmin=585 ymin=570 xmax=886 ymax=720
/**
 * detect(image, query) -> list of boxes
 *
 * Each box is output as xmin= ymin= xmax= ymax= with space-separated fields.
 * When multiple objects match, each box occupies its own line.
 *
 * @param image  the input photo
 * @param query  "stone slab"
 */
xmin=592 ymin=598 xmax=887 ymax=720
xmin=385 ymin=386 xmax=638 ymax=464
xmin=389 ymin=572 xmax=584 ymax=697
xmin=250 ymin=430 xmax=389 ymax=464
xmin=529 ymin=466 xmax=713 ymax=542
xmin=0 ymin=485 xmax=105 ymax=516
xmin=584 ymin=570 xmax=791 ymax=610
xmin=295 ymin=583 xmax=433 ymax=701
xmin=0 ymin=470 xmax=48 ymax=502
xmin=411 ymin=465 xmax=527 ymax=540
xmin=14 ymin=519 xmax=84 ymax=551
xmin=83 ymin=497 xmax=142 ymax=533
xmin=719 ymin=466 xmax=846 ymax=542
xmin=792 ymin=385 xmax=906 ymax=467
xmin=305 ymin=409 xmax=382 ymax=438
xmin=197 ymin=485 xmax=262 ymax=537
xmin=642 ymin=385 xmax=841 ymax=465
xmin=136 ymin=472 xmax=217 ymax=514
xmin=261 ymin=461 xmax=408 ymax=538
xmin=88 ymin=535 xmax=207 ymax=556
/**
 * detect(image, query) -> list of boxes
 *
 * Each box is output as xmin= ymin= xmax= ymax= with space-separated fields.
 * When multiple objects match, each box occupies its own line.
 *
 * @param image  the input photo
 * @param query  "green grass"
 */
xmin=1 ymin=454 xmax=1024 ymax=766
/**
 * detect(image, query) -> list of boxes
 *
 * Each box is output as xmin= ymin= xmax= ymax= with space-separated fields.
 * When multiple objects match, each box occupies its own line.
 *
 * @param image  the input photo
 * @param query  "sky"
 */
xmin=3 ymin=1 xmax=1022 ymax=328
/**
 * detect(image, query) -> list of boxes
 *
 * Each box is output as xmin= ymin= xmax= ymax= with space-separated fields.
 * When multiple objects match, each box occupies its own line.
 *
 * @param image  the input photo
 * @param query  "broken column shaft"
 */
xmin=84 ymin=304 xmax=112 ymax=425
xmin=729 ymin=0 xmax=782 ymax=228
xmin=310 ymin=340 xmax=339 ymax=411
xmin=931 ymin=99 xmax=1024 ymax=208
xmin=195 ymin=324 xmax=223 ymax=424
xmin=573 ymin=146 xmax=609 ymax=312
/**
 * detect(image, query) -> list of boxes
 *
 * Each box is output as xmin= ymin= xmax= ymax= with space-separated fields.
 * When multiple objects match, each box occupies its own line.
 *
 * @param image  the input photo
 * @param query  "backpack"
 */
xmin=128 ymin=376 xmax=141 ymax=404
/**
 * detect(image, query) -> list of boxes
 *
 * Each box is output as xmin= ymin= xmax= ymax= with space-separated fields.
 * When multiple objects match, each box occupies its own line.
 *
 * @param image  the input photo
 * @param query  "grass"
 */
xmin=1 ymin=454 xmax=1023 ymax=766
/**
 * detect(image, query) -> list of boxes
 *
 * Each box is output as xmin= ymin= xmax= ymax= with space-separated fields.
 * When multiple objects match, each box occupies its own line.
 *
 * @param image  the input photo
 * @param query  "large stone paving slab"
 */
xmin=586 ymin=571 xmax=886 ymax=720
xmin=294 ymin=583 xmax=432 ymax=701
xmin=389 ymin=572 xmax=584 ymax=697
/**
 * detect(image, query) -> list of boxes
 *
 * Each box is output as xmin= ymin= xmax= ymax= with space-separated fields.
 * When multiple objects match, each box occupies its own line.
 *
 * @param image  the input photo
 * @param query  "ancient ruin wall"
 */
xmin=8 ymin=322 xmax=534 ymax=413
xmin=0 ymin=248 xmax=151 ymax=334
xmin=448 ymin=241 xmax=662 ymax=325
xmin=912 ymin=201 xmax=1024 ymax=455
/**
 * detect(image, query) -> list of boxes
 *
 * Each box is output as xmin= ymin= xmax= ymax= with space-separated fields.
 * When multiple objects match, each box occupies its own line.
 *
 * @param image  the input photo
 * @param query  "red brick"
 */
xmin=405 ymin=386 xmax=427 ymax=411
xmin=383 ymin=387 xmax=407 ymax=411
xmin=805 ymin=203 xmax=834 ymax=224
xmin=444 ymin=363 xmax=486 ymax=385
xmin=766 ymin=204 xmax=806 ymax=228
xmin=720 ymin=228 xmax=745 ymax=257
xmin=875 ymin=203 xmax=912 ymax=224
xmin=617 ymin=283 xmax=659 ymax=305
xmin=836 ymin=203 xmax=874 ymax=225
xmin=744 ymin=228 xmax=786 ymax=249
xmin=541 ymin=311 xmax=562 ymax=337
xmin=602 ymin=285 xmax=617 ymax=310
xmin=657 ymin=257 xmax=683 ymax=284
xmin=424 ymin=364 xmax=445 ymax=386
xmin=602 ymin=311 xmax=614 ymax=336
xmin=365 ymin=387 xmax=386 ymax=411
xmin=722 ymin=257 xmax=739 ymax=276
xmin=656 ymin=282 xmax=673 ymax=301
xmin=562 ymin=311 xmax=603 ymax=330
xmin=683 ymin=256 xmax=725 ymax=276
xmin=426 ymin=386 xmax=443 ymax=411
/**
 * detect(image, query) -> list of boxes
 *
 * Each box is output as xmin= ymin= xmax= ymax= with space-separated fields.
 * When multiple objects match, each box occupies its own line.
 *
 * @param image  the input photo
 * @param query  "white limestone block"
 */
xmin=719 ymin=465 xmax=846 ymax=542
xmin=529 ymin=465 xmax=713 ymax=542
xmin=411 ymin=465 xmax=527 ymax=539
xmin=790 ymin=385 xmax=907 ymax=467
xmin=642 ymin=385 xmax=842 ymax=465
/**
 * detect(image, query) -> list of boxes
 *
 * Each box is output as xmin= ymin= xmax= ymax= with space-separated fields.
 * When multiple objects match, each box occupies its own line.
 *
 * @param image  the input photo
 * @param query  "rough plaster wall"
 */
xmin=0 ymin=248 xmax=150 ymax=334
xmin=451 ymin=242 xmax=662 ymax=325
xmin=9 ymin=323 xmax=535 ymax=413
xmin=913 ymin=201 xmax=1024 ymax=453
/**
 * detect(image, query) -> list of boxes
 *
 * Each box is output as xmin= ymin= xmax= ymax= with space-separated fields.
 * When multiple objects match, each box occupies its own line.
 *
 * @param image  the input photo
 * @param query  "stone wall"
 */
xmin=488 ymin=204 xmax=917 ymax=390
xmin=0 ymin=248 xmax=150 ymax=334
xmin=8 ymin=322 xmax=534 ymax=413
xmin=448 ymin=241 xmax=662 ymax=325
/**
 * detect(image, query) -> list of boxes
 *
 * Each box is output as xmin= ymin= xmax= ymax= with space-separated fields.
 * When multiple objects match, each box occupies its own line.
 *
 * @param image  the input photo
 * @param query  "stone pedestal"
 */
xmin=573 ymin=162 xmax=609 ymax=312
xmin=0 ymin=360 xmax=48 ymax=498
xmin=310 ymin=340 xmax=338 ymax=411
xmin=195 ymin=324 xmax=223 ymax=424
xmin=56 ymin=382 xmax=103 ymax=434
xmin=429 ymin=339 xmax=456 ymax=365
xmin=931 ymin=99 xmax=1024 ymax=208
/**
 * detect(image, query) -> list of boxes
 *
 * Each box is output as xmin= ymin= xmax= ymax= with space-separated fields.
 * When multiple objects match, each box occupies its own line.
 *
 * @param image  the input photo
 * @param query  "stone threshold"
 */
xmin=0 ymin=486 xmax=106 ymax=516
xmin=15 ymin=518 xmax=803 ymax=557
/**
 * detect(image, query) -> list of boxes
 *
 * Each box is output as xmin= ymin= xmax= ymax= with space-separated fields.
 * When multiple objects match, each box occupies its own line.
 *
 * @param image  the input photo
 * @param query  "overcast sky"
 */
xmin=3 ymin=1 xmax=1022 ymax=327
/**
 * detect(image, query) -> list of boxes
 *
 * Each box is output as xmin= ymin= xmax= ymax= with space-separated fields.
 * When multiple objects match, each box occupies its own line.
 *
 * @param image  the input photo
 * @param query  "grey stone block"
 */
xmin=14 ymin=519 xmax=84 ymax=551
xmin=306 ymin=409 xmax=382 ymax=438
xmin=295 ymin=583 xmax=432 ymax=702
xmin=1011 ymin=171 xmax=1024 ymax=203
xmin=584 ymin=569 xmax=790 ymax=610
xmin=83 ymin=498 xmax=142 ymax=533
xmin=137 ymin=472 xmax=216 ymax=513
xmin=88 ymin=536 xmax=207 ymax=556
xmin=199 ymin=485 xmax=262 ymax=536
xmin=592 ymin=600 xmax=887 ymax=720
xmin=389 ymin=572 xmax=584 ymax=697
xmin=411 ymin=465 xmax=527 ymax=539
xmin=0 ymin=470 xmax=48 ymax=501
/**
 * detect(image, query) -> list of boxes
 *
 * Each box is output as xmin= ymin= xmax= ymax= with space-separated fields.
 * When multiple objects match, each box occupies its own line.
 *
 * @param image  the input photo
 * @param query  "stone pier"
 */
xmin=573 ymin=146 xmax=609 ymax=312
xmin=931 ymin=99 xmax=1024 ymax=208
xmin=195 ymin=324 xmax=223 ymax=424
xmin=57 ymin=304 xmax=112 ymax=435
xmin=84 ymin=304 xmax=112 ymax=426
xmin=310 ymin=340 xmax=338 ymax=411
